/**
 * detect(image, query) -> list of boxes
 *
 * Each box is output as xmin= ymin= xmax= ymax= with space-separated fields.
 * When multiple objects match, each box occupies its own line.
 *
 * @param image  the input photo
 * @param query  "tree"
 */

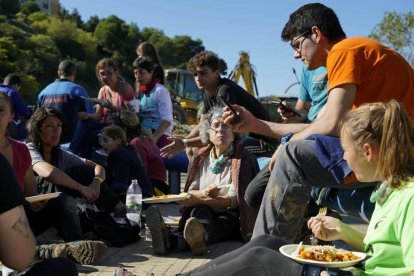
xmin=171 ymin=35 xmax=204 ymax=68
xmin=369 ymin=11 xmax=414 ymax=66
xmin=0 ymin=0 xmax=20 ymax=17
xmin=19 ymin=1 xmax=40 ymax=16
xmin=83 ymin=15 xmax=100 ymax=33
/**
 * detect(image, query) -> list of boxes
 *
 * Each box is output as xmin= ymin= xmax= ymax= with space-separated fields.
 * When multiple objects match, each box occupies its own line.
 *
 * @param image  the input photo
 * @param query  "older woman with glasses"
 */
xmin=145 ymin=106 xmax=259 ymax=256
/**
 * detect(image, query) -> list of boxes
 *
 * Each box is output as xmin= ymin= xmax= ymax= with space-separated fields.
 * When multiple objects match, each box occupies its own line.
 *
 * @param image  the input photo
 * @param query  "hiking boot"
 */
xmin=145 ymin=206 xmax=169 ymax=255
xmin=183 ymin=218 xmax=207 ymax=256
xmin=36 ymin=243 xmax=68 ymax=260
xmin=67 ymin=240 xmax=108 ymax=265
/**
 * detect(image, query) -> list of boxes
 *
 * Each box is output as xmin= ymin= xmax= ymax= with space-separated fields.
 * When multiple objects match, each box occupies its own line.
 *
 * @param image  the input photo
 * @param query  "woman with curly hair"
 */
xmin=145 ymin=106 xmax=259 ymax=256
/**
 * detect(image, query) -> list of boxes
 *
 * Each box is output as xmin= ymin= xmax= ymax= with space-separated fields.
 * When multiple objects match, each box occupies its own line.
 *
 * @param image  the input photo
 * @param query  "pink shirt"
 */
xmin=130 ymin=137 xmax=167 ymax=182
xmin=98 ymin=82 xmax=136 ymax=124
xmin=9 ymin=137 xmax=31 ymax=193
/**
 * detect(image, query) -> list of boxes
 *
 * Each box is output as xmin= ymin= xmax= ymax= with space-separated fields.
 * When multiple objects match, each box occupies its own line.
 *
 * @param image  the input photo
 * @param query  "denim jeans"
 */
xmin=252 ymin=140 xmax=376 ymax=242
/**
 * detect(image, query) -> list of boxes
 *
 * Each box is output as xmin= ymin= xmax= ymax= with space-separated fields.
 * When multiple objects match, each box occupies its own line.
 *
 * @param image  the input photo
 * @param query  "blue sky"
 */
xmin=59 ymin=0 xmax=413 ymax=97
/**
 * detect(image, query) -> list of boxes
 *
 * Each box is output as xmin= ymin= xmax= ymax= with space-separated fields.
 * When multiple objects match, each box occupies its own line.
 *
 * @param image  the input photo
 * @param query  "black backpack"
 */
xmin=79 ymin=208 xmax=141 ymax=247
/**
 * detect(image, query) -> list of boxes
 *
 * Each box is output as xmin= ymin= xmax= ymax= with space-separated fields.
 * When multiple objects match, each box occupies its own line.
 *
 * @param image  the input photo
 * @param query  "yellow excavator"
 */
xmin=228 ymin=51 xmax=260 ymax=97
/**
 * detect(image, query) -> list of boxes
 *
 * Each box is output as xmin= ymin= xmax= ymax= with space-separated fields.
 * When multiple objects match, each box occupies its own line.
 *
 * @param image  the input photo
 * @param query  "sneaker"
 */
xmin=67 ymin=240 xmax=108 ymax=265
xmin=183 ymin=218 xmax=207 ymax=256
xmin=145 ymin=206 xmax=169 ymax=255
xmin=36 ymin=243 xmax=68 ymax=260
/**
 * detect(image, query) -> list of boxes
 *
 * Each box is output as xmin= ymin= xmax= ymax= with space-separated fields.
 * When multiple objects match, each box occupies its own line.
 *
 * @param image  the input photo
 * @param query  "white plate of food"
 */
xmin=142 ymin=193 xmax=190 ymax=203
xmin=279 ymin=244 xmax=366 ymax=268
xmin=26 ymin=192 xmax=61 ymax=203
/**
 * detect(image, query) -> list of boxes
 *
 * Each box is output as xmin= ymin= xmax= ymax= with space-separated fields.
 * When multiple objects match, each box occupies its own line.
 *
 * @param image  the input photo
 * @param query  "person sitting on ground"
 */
xmin=134 ymin=57 xmax=173 ymax=149
xmin=180 ymin=100 xmax=414 ymax=276
xmin=0 ymin=73 xmax=33 ymax=141
xmin=71 ymin=58 xmax=136 ymax=158
xmin=26 ymin=108 xmax=126 ymax=223
xmin=37 ymin=60 xmax=93 ymax=144
xmin=136 ymin=42 xmax=165 ymax=84
xmin=146 ymin=106 xmax=259 ymax=256
xmin=112 ymin=110 xmax=169 ymax=196
xmin=0 ymin=94 xmax=108 ymax=266
xmin=224 ymin=2 xmax=414 ymax=243
xmin=160 ymin=50 xmax=276 ymax=159
xmin=0 ymin=154 xmax=78 ymax=276
xmin=245 ymin=64 xmax=328 ymax=210
xmin=99 ymin=125 xmax=154 ymax=199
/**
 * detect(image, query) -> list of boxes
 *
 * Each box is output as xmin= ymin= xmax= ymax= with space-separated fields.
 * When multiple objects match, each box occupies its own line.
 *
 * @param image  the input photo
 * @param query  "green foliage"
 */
xmin=0 ymin=0 xmax=20 ymax=17
xmin=369 ymin=11 xmax=414 ymax=66
xmin=0 ymin=5 xmax=223 ymax=105
xmin=19 ymin=1 xmax=40 ymax=16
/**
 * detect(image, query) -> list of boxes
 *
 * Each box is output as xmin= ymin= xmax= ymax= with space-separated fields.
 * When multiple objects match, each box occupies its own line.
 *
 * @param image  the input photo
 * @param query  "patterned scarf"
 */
xmin=209 ymin=143 xmax=235 ymax=174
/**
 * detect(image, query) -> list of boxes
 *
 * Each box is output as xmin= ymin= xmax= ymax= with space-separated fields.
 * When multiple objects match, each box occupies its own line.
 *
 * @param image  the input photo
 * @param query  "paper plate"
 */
xmin=26 ymin=192 xmax=61 ymax=203
xmin=279 ymin=244 xmax=366 ymax=268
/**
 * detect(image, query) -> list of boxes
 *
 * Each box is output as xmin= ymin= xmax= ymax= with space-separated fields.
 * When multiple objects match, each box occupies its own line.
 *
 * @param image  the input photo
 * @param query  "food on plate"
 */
xmin=152 ymin=192 xmax=188 ymax=199
xmin=298 ymin=245 xmax=360 ymax=262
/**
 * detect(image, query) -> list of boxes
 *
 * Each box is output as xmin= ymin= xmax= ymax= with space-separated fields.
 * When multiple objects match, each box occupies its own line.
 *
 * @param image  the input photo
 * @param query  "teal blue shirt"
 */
xmin=299 ymin=66 xmax=328 ymax=121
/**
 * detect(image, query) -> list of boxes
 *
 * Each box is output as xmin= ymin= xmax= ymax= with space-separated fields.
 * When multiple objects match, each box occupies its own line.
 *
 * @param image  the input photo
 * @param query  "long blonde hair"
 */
xmin=342 ymin=100 xmax=414 ymax=188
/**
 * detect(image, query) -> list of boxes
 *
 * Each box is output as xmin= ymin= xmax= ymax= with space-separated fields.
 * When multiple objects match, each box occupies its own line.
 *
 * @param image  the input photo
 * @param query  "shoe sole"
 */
xmin=184 ymin=218 xmax=207 ymax=256
xmin=145 ymin=206 xmax=168 ymax=255
xmin=67 ymin=240 xmax=108 ymax=265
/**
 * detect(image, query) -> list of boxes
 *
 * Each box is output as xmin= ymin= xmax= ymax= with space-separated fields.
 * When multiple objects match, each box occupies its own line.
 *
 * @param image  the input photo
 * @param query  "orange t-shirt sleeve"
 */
xmin=327 ymin=46 xmax=363 ymax=93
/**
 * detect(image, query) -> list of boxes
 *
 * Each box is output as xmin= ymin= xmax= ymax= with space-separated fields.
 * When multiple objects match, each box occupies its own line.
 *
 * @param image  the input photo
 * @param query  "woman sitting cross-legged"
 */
xmin=26 ymin=108 xmax=126 ymax=234
xmin=146 ymin=106 xmax=259 ymax=256
xmin=180 ymin=100 xmax=414 ymax=276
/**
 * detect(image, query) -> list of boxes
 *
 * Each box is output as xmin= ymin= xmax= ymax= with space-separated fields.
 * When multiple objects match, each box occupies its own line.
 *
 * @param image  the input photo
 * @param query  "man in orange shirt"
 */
xmin=224 ymin=3 xmax=414 ymax=242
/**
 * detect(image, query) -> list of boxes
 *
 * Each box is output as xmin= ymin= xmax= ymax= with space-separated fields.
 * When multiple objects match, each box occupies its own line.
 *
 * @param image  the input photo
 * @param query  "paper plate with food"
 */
xmin=142 ymin=193 xmax=190 ymax=203
xmin=279 ymin=244 xmax=366 ymax=268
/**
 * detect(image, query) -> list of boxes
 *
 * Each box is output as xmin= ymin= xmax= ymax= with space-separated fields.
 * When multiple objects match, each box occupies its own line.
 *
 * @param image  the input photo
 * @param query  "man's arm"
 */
xmin=0 ymin=206 xmax=36 ymax=271
xmin=160 ymin=114 xmax=205 ymax=158
xmin=291 ymin=84 xmax=356 ymax=140
xmin=225 ymin=84 xmax=356 ymax=139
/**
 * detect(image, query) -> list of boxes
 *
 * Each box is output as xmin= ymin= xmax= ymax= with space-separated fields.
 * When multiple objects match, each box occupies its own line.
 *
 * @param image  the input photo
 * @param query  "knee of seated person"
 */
xmin=190 ymin=204 xmax=211 ymax=216
xmin=244 ymin=189 xmax=262 ymax=210
xmin=244 ymin=246 xmax=275 ymax=261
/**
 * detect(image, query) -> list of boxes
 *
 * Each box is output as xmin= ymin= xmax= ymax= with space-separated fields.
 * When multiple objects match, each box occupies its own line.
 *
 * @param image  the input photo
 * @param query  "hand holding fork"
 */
xmin=310 ymin=207 xmax=328 ymax=245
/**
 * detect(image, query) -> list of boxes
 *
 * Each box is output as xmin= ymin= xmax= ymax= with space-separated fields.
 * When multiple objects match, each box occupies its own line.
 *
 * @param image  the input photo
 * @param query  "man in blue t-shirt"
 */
xmin=279 ymin=66 xmax=328 ymax=123
xmin=37 ymin=60 xmax=93 ymax=144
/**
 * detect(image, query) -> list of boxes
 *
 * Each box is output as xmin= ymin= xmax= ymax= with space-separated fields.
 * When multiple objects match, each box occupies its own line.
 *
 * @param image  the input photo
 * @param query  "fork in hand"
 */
xmin=310 ymin=207 xmax=328 ymax=245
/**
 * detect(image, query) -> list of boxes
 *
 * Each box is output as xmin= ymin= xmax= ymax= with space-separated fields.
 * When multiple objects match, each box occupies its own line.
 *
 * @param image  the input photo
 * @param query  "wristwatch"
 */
xmin=281 ymin=132 xmax=293 ymax=145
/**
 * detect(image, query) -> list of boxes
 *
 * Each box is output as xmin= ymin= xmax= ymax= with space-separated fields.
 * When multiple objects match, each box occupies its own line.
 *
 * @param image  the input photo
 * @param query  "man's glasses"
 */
xmin=290 ymin=31 xmax=311 ymax=52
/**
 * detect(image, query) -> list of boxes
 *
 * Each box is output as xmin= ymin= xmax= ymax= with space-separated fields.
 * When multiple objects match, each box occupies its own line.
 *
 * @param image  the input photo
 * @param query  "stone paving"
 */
xmin=77 ymin=237 xmax=243 ymax=276
xmin=77 ymin=203 xmax=244 ymax=276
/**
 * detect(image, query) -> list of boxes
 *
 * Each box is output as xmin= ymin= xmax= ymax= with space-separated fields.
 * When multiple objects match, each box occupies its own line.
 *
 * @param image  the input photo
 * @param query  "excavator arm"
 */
xmin=228 ymin=51 xmax=259 ymax=97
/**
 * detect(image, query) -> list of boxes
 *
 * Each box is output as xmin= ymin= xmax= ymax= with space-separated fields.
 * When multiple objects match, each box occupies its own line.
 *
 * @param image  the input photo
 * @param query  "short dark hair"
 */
xmin=281 ymin=3 xmax=346 ymax=43
xmin=132 ymin=57 xmax=154 ymax=72
xmin=58 ymin=60 xmax=76 ymax=77
xmin=3 ymin=73 xmax=22 ymax=87
xmin=187 ymin=51 xmax=220 ymax=73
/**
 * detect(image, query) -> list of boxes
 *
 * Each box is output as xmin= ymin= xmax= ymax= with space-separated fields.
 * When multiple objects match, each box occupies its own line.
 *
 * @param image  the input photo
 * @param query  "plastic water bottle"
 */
xmin=126 ymin=179 xmax=142 ymax=227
